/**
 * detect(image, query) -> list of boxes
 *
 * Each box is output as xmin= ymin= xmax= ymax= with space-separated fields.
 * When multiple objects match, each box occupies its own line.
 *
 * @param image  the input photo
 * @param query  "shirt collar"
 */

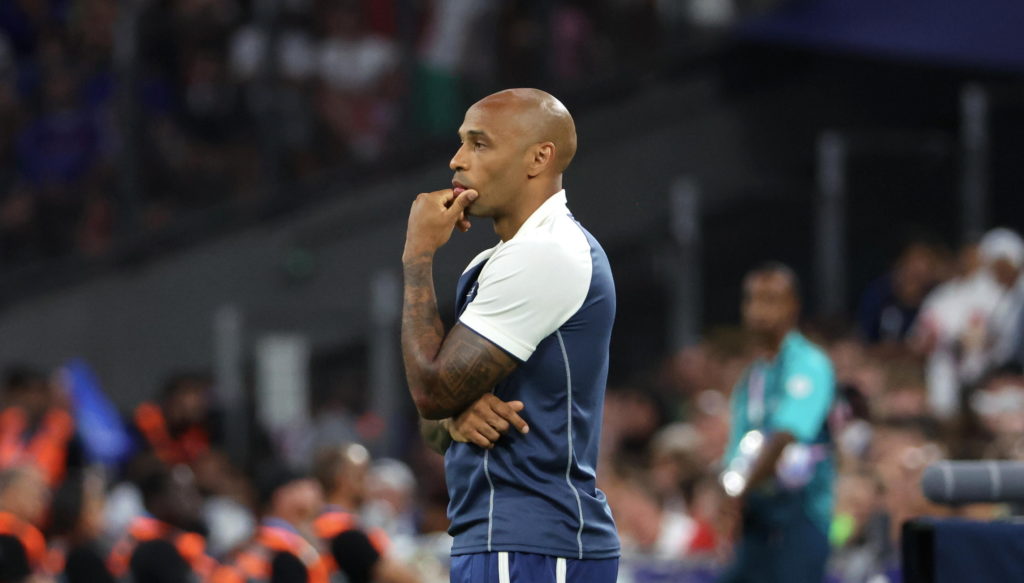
xmin=510 ymin=190 xmax=568 ymax=239
xmin=758 ymin=330 xmax=802 ymax=368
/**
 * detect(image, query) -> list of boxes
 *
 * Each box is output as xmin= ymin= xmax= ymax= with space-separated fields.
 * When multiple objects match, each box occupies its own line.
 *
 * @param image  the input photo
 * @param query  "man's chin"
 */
xmin=466 ymin=206 xmax=490 ymax=218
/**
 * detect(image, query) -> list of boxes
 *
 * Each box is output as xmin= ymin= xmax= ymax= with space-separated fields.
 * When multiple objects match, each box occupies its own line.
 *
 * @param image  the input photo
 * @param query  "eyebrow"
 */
xmin=461 ymin=129 xmax=489 ymax=140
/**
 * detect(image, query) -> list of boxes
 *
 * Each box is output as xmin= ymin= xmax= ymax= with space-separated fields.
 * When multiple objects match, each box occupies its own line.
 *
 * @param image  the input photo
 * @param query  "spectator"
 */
xmin=315 ymin=0 xmax=401 ymax=162
xmin=213 ymin=464 xmax=330 ymax=583
xmin=827 ymin=470 xmax=890 ymax=583
xmin=313 ymin=444 xmax=420 ymax=583
xmin=0 ymin=465 xmax=50 ymax=583
xmin=16 ymin=47 xmax=104 ymax=258
xmin=363 ymin=458 xmax=419 ymax=552
xmin=191 ymin=451 xmax=255 ymax=558
xmin=0 ymin=366 xmax=84 ymax=488
xmin=913 ymin=240 xmax=1000 ymax=418
xmin=414 ymin=0 xmax=497 ymax=137
xmin=977 ymin=228 xmax=1024 ymax=372
xmin=132 ymin=372 xmax=221 ymax=469
xmin=45 ymin=470 xmax=114 ymax=583
xmin=106 ymin=461 xmax=216 ymax=583
xmin=858 ymin=240 xmax=942 ymax=346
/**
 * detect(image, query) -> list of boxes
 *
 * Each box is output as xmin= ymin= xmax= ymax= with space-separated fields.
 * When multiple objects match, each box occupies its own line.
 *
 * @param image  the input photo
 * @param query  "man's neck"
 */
xmin=758 ymin=330 xmax=791 ymax=360
xmin=492 ymin=182 xmax=562 ymax=242
xmin=326 ymin=493 xmax=354 ymax=511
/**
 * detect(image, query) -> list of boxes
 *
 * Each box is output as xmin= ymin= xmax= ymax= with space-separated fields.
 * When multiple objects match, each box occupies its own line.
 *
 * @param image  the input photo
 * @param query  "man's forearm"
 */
xmin=741 ymin=432 xmax=795 ymax=496
xmin=401 ymin=251 xmax=447 ymax=417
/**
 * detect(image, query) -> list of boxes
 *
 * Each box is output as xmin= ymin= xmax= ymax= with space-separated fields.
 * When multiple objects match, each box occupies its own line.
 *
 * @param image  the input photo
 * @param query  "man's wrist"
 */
xmin=402 ymin=246 xmax=435 ymax=265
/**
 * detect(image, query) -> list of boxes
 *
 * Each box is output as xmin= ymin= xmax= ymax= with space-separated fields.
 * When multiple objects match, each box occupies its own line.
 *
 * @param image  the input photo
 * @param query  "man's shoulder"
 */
xmin=486 ymin=228 xmax=593 ymax=275
xmin=787 ymin=334 xmax=834 ymax=374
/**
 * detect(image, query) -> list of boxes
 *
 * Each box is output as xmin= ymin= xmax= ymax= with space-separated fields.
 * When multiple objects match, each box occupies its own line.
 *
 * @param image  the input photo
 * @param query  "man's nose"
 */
xmin=450 ymin=144 xmax=467 ymax=172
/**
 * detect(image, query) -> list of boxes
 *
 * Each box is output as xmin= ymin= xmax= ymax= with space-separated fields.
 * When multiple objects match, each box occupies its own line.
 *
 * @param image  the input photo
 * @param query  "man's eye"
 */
xmin=474 ymin=142 xmax=486 ymax=150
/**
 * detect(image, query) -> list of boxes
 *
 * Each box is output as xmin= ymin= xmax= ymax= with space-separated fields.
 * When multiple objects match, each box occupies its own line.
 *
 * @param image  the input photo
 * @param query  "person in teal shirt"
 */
xmin=718 ymin=263 xmax=836 ymax=583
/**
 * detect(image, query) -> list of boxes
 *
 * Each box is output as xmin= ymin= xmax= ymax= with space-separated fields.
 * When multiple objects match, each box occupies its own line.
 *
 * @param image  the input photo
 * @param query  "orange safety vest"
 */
xmin=107 ymin=516 xmax=217 ymax=582
xmin=0 ymin=512 xmax=47 ymax=571
xmin=0 ymin=407 xmax=74 ymax=487
xmin=210 ymin=525 xmax=331 ymax=583
xmin=134 ymin=403 xmax=210 ymax=466
xmin=313 ymin=510 xmax=390 ymax=555
xmin=40 ymin=540 xmax=71 ymax=577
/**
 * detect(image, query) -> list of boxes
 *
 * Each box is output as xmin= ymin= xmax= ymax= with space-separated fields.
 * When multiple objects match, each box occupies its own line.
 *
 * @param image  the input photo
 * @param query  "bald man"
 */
xmin=402 ymin=89 xmax=619 ymax=582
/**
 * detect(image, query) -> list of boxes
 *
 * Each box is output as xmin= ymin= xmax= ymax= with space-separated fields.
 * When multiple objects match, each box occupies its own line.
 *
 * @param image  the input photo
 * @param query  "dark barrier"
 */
xmin=902 ymin=517 xmax=1024 ymax=583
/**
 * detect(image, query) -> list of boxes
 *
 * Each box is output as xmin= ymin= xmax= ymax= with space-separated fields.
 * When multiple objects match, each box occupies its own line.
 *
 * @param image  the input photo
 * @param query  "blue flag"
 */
xmin=62 ymin=359 xmax=135 ymax=467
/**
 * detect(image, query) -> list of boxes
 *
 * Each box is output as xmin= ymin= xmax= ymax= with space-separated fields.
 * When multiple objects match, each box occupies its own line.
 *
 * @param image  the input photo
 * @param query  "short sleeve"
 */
xmin=771 ymin=354 xmax=835 ymax=443
xmin=458 ymin=236 xmax=592 ymax=362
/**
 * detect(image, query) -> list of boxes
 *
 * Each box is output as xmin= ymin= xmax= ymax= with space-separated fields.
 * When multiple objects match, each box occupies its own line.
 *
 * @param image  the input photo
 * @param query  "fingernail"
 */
xmin=522 ymin=425 xmax=529 ymax=434
xmin=468 ymin=191 xmax=479 ymax=200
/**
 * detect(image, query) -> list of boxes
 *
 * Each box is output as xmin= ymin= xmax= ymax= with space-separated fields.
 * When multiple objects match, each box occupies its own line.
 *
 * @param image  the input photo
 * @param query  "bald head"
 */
xmin=471 ymin=88 xmax=577 ymax=172
xmin=0 ymin=465 xmax=48 ymax=524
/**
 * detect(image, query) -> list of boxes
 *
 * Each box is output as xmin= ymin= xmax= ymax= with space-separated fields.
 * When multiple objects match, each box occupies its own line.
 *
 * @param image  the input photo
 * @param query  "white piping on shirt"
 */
xmin=484 ymin=448 xmax=495 ymax=552
xmin=557 ymin=331 xmax=585 ymax=560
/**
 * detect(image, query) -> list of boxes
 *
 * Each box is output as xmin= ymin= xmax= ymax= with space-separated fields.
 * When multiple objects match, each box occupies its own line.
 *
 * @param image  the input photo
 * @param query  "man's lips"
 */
xmin=452 ymin=180 xmax=468 ymax=196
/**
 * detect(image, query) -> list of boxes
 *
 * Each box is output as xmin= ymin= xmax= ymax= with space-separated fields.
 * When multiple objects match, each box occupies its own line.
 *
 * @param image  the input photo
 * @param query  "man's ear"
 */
xmin=526 ymin=142 xmax=556 ymax=178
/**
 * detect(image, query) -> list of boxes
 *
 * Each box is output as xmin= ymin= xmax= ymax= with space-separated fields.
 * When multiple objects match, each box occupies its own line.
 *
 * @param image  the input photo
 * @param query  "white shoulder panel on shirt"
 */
xmin=458 ymin=212 xmax=593 ymax=361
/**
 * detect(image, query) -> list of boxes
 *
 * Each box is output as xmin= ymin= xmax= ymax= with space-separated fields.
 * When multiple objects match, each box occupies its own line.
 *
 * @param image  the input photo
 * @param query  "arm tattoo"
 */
xmin=434 ymin=332 xmax=517 ymax=412
xmin=401 ymin=253 xmax=517 ymax=420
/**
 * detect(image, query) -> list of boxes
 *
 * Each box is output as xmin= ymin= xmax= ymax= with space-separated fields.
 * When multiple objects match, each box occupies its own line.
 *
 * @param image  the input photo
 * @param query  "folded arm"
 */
xmin=401 ymin=252 xmax=517 ymax=420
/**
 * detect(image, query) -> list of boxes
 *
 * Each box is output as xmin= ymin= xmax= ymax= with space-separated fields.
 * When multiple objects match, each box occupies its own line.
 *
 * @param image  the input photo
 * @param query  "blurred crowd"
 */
xmin=596 ymin=226 xmax=1024 ymax=582
xmin=0 ymin=0 xmax=693 ymax=266
xmin=0 ymin=367 xmax=445 ymax=583
xmin=2 ymin=226 xmax=1023 ymax=582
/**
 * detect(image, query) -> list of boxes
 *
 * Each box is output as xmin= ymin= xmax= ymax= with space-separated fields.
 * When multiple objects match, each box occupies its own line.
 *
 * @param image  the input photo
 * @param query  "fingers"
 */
xmin=449 ymin=189 xmax=478 ymax=214
xmin=493 ymin=399 xmax=529 ymax=434
xmin=451 ymin=394 xmax=529 ymax=450
xmin=466 ymin=430 xmax=495 ymax=449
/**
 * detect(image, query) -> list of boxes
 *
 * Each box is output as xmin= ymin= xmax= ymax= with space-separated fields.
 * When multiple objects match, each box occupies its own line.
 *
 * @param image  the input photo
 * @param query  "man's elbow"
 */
xmin=415 ymin=401 xmax=449 ymax=420
xmin=412 ymin=391 xmax=458 ymax=420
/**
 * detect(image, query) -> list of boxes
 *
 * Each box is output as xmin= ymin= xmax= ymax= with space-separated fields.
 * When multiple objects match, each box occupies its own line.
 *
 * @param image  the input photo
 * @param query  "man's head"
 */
xmin=313 ymin=443 xmax=371 ymax=509
xmin=2 ymin=366 xmax=51 ymax=419
xmin=742 ymin=262 xmax=801 ymax=344
xmin=892 ymin=242 xmax=939 ymax=307
xmin=0 ymin=465 xmax=50 ymax=526
xmin=979 ymin=228 xmax=1024 ymax=290
xmin=450 ymin=88 xmax=576 ymax=218
xmin=159 ymin=372 xmax=212 ymax=428
xmin=258 ymin=464 xmax=323 ymax=528
xmin=138 ymin=462 xmax=203 ymax=531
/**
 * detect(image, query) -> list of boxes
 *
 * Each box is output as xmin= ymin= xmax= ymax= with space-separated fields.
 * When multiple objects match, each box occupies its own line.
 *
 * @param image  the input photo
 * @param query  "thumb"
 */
xmin=449 ymin=189 xmax=478 ymax=214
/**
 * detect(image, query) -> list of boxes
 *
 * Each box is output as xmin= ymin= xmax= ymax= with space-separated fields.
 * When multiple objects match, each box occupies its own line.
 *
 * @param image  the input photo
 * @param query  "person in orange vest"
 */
xmin=0 ymin=465 xmax=51 ymax=583
xmin=212 ymin=465 xmax=329 ymax=583
xmin=312 ymin=444 xmax=419 ymax=583
xmin=0 ymin=367 xmax=84 ymax=488
xmin=107 ymin=462 xmax=216 ymax=583
xmin=45 ymin=470 xmax=114 ymax=583
xmin=132 ymin=373 xmax=222 ymax=468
